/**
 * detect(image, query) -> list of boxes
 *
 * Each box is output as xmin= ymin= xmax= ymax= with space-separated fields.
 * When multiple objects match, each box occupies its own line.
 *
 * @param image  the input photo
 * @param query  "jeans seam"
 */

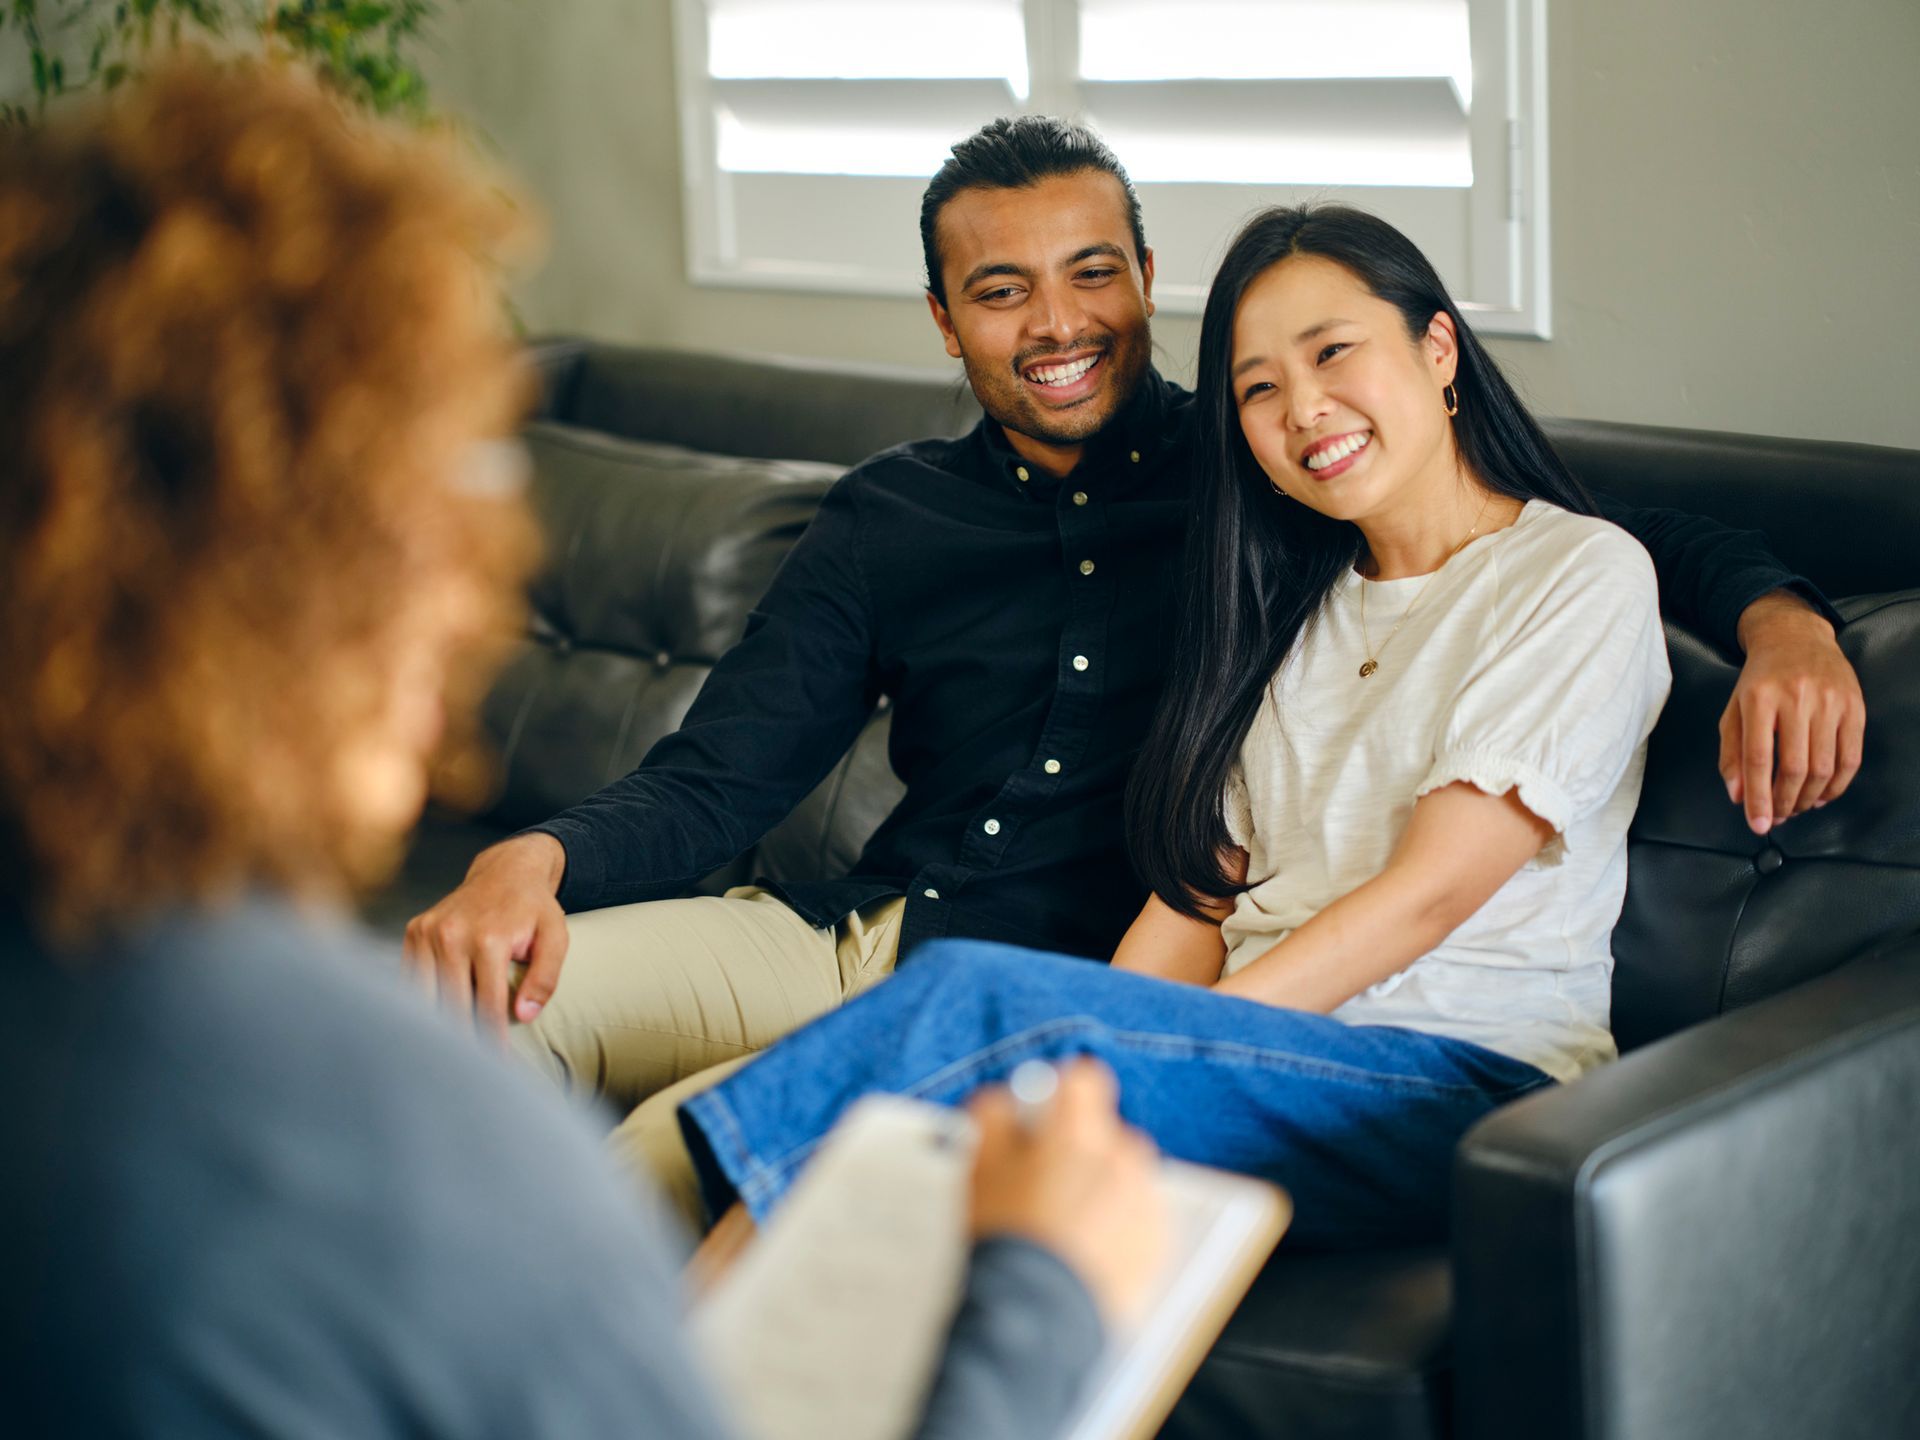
xmin=899 ymin=1016 xmax=1518 ymax=1102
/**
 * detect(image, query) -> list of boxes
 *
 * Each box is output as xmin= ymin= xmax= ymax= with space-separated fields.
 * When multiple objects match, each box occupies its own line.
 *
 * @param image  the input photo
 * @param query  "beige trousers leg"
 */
xmin=511 ymin=887 xmax=904 ymax=1230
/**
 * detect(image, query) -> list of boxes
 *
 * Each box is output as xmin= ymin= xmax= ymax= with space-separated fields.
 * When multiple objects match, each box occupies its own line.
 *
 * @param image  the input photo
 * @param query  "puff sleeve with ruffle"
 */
xmin=1414 ymin=523 xmax=1671 ymax=866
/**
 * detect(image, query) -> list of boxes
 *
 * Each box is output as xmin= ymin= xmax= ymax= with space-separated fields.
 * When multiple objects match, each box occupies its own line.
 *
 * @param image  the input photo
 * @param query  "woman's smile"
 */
xmin=1299 ymin=429 xmax=1373 ymax=479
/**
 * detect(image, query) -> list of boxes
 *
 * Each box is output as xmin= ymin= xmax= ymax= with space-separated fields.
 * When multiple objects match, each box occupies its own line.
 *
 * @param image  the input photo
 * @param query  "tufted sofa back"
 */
xmin=1611 ymin=596 xmax=1920 ymax=1048
xmin=475 ymin=422 xmax=842 ymax=832
xmin=383 ymin=340 xmax=1920 ymax=1056
xmin=1517 ymin=419 xmax=1920 ymax=1047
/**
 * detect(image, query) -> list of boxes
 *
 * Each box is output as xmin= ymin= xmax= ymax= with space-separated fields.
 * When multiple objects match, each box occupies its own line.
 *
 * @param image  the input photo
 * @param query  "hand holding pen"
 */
xmin=965 ymin=1057 xmax=1169 ymax=1326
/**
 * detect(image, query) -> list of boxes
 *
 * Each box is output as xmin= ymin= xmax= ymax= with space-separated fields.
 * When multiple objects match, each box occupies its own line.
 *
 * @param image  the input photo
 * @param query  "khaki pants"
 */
xmin=510 ymin=887 xmax=904 ymax=1230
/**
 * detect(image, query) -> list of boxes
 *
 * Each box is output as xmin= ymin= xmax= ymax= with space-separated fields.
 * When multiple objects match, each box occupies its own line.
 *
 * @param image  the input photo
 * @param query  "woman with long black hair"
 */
xmin=679 ymin=205 xmax=1671 ymax=1250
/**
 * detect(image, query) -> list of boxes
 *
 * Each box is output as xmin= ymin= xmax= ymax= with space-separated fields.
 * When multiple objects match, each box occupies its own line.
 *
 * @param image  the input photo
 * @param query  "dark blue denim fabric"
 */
xmin=680 ymin=940 xmax=1555 ymax=1250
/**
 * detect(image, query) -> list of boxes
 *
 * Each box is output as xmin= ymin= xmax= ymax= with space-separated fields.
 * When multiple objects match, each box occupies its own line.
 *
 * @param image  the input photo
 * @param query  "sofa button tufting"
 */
xmin=1755 ymin=844 xmax=1786 ymax=876
xmin=653 ymin=650 xmax=671 ymax=670
xmin=551 ymin=635 xmax=573 ymax=657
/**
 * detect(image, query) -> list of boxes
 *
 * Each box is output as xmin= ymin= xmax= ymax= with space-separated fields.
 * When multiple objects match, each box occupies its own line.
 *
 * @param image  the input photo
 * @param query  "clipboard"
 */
xmin=692 ymin=1095 xmax=1290 ymax=1440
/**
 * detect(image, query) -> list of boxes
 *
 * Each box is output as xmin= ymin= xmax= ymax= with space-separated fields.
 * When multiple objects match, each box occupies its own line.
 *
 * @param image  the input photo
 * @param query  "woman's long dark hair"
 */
xmin=1126 ymin=204 xmax=1596 ymax=917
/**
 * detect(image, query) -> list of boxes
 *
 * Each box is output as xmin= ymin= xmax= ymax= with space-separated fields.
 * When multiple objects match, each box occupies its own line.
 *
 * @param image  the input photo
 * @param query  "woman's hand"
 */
xmin=966 ymin=1059 xmax=1168 ymax=1326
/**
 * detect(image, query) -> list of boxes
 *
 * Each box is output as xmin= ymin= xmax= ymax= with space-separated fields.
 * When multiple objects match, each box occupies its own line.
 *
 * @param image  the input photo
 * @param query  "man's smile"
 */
xmin=1019 ymin=347 xmax=1107 ymax=404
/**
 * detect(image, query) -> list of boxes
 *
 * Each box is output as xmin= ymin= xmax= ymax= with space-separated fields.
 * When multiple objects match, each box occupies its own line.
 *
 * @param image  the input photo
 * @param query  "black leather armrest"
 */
xmin=1452 ymin=936 xmax=1920 ymax=1440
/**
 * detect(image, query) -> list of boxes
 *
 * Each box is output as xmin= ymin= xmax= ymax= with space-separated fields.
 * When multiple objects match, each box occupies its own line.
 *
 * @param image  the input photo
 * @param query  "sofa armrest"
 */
xmin=1452 ymin=935 xmax=1920 ymax=1440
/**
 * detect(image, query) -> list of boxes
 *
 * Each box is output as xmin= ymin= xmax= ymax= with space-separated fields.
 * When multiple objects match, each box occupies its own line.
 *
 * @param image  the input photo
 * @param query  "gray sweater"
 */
xmin=0 ymin=898 xmax=1102 ymax=1438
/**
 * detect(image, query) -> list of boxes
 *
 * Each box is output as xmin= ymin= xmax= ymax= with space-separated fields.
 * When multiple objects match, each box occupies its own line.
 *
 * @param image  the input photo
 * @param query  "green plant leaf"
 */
xmin=7 ymin=0 xmax=464 ymax=124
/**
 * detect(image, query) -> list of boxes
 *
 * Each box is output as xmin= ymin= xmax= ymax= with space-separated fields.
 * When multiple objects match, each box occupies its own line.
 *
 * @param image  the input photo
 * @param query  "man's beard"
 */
xmin=960 ymin=328 xmax=1152 ymax=449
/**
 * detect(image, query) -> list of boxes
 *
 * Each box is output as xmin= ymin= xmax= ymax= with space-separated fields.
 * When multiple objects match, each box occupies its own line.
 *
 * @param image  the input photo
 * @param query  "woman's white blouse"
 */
xmin=1221 ymin=501 xmax=1672 ymax=1081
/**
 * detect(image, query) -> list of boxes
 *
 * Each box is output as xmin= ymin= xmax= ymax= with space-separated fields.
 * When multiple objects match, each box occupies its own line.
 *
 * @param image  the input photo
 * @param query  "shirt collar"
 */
xmin=973 ymin=366 xmax=1179 ymax=500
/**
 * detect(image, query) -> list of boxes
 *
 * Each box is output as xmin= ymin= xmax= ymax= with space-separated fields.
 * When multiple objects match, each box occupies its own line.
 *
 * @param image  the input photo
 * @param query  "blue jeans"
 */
xmin=680 ymin=941 xmax=1554 ymax=1249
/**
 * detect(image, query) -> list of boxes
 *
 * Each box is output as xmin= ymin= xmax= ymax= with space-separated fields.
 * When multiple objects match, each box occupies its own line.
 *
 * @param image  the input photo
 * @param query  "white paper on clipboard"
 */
xmin=692 ymin=1094 xmax=1289 ymax=1440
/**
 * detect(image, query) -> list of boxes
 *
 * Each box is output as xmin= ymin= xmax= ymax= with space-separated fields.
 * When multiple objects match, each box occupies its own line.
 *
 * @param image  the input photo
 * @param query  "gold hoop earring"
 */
xmin=1443 ymin=383 xmax=1460 ymax=417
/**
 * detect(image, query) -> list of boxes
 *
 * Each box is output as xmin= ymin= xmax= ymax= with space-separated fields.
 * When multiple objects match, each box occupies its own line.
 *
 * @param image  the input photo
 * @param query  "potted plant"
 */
xmin=2 ymin=1 xmax=462 ymax=126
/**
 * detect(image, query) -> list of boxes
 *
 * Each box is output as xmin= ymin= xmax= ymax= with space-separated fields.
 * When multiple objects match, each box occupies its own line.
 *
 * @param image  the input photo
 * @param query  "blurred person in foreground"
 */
xmin=0 ymin=57 xmax=1163 ymax=1439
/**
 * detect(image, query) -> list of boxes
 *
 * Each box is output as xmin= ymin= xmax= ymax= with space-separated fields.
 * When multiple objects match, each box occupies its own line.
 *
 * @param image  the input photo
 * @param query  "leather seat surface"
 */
xmin=1164 ymin=1248 xmax=1452 ymax=1440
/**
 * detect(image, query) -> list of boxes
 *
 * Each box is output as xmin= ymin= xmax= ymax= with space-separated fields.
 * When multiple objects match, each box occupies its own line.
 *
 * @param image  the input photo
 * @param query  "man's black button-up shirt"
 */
xmin=535 ymin=369 xmax=1825 ymax=961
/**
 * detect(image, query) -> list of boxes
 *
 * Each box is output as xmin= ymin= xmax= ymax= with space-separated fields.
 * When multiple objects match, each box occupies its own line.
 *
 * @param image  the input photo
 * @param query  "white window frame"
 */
xmin=672 ymin=0 xmax=1551 ymax=338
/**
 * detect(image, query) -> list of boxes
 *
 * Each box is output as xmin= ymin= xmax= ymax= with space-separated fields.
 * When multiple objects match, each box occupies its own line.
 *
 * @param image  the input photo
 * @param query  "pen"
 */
xmin=1008 ymin=1058 xmax=1060 ymax=1134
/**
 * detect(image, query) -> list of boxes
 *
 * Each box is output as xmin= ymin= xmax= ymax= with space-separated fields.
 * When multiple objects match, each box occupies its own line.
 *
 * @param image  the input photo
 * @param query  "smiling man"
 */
xmin=406 ymin=117 xmax=1863 ymax=1219
xmin=924 ymin=167 xmax=1156 ymax=473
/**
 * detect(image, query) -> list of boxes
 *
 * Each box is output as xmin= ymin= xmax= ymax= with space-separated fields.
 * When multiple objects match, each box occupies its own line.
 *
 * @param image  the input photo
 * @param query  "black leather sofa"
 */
xmin=369 ymin=339 xmax=1920 ymax=1440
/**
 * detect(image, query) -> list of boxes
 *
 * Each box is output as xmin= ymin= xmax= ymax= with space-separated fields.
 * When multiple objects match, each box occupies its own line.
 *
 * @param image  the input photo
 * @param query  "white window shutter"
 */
xmin=674 ymin=0 xmax=1549 ymax=336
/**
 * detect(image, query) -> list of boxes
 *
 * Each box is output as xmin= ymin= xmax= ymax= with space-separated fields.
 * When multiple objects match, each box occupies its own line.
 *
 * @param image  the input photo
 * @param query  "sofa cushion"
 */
xmin=1611 ymin=591 xmax=1920 ymax=1049
xmin=476 ymin=423 xmax=844 ymax=831
xmin=1164 ymin=1248 xmax=1453 ymax=1440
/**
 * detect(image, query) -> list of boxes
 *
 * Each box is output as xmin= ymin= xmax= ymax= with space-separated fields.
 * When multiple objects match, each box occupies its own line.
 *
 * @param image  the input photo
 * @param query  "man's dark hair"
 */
xmin=919 ymin=115 xmax=1148 ymax=304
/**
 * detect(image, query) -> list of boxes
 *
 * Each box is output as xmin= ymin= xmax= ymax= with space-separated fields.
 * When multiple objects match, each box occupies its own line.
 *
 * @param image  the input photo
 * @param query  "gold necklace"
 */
xmin=1356 ymin=494 xmax=1495 ymax=678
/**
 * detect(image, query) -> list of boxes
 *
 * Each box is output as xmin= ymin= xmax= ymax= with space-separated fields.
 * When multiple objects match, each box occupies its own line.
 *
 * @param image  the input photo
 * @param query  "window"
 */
xmin=673 ymin=0 xmax=1550 ymax=337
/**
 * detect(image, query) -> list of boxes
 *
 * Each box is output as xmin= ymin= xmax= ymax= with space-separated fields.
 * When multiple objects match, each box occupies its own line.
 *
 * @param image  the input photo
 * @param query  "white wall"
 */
xmin=416 ymin=0 xmax=1920 ymax=449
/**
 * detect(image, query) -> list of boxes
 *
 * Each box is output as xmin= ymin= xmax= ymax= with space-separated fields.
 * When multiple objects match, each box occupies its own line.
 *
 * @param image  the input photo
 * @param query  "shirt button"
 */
xmin=1078 ymin=559 xmax=1095 ymax=576
xmin=1071 ymin=655 xmax=1089 ymax=672
xmin=983 ymin=818 xmax=1002 ymax=836
xmin=1072 ymin=491 xmax=1088 ymax=506
xmin=1015 ymin=466 xmax=1030 ymax=482
xmin=1130 ymin=450 xmax=1141 ymax=463
xmin=923 ymin=887 xmax=940 ymax=900
xmin=1043 ymin=759 xmax=1061 ymax=775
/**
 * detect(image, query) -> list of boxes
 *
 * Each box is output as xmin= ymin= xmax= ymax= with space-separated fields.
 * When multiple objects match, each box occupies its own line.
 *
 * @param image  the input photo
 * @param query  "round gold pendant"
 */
xmin=1358 ymin=659 xmax=1378 ymax=678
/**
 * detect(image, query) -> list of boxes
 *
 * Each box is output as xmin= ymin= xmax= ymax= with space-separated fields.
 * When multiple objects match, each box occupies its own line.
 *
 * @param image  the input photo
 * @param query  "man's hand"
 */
xmin=966 ymin=1059 xmax=1168 ymax=1326
xmin=402 ymin=832 xmax=570 ymax=1041
xmin=1721 ymin=592 xmax=1866 ymax=835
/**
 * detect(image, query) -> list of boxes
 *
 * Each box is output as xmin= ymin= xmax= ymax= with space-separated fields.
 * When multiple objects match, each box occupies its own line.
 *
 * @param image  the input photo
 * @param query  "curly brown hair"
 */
xmin=0 ymin=55 xmax=540 ymax=939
